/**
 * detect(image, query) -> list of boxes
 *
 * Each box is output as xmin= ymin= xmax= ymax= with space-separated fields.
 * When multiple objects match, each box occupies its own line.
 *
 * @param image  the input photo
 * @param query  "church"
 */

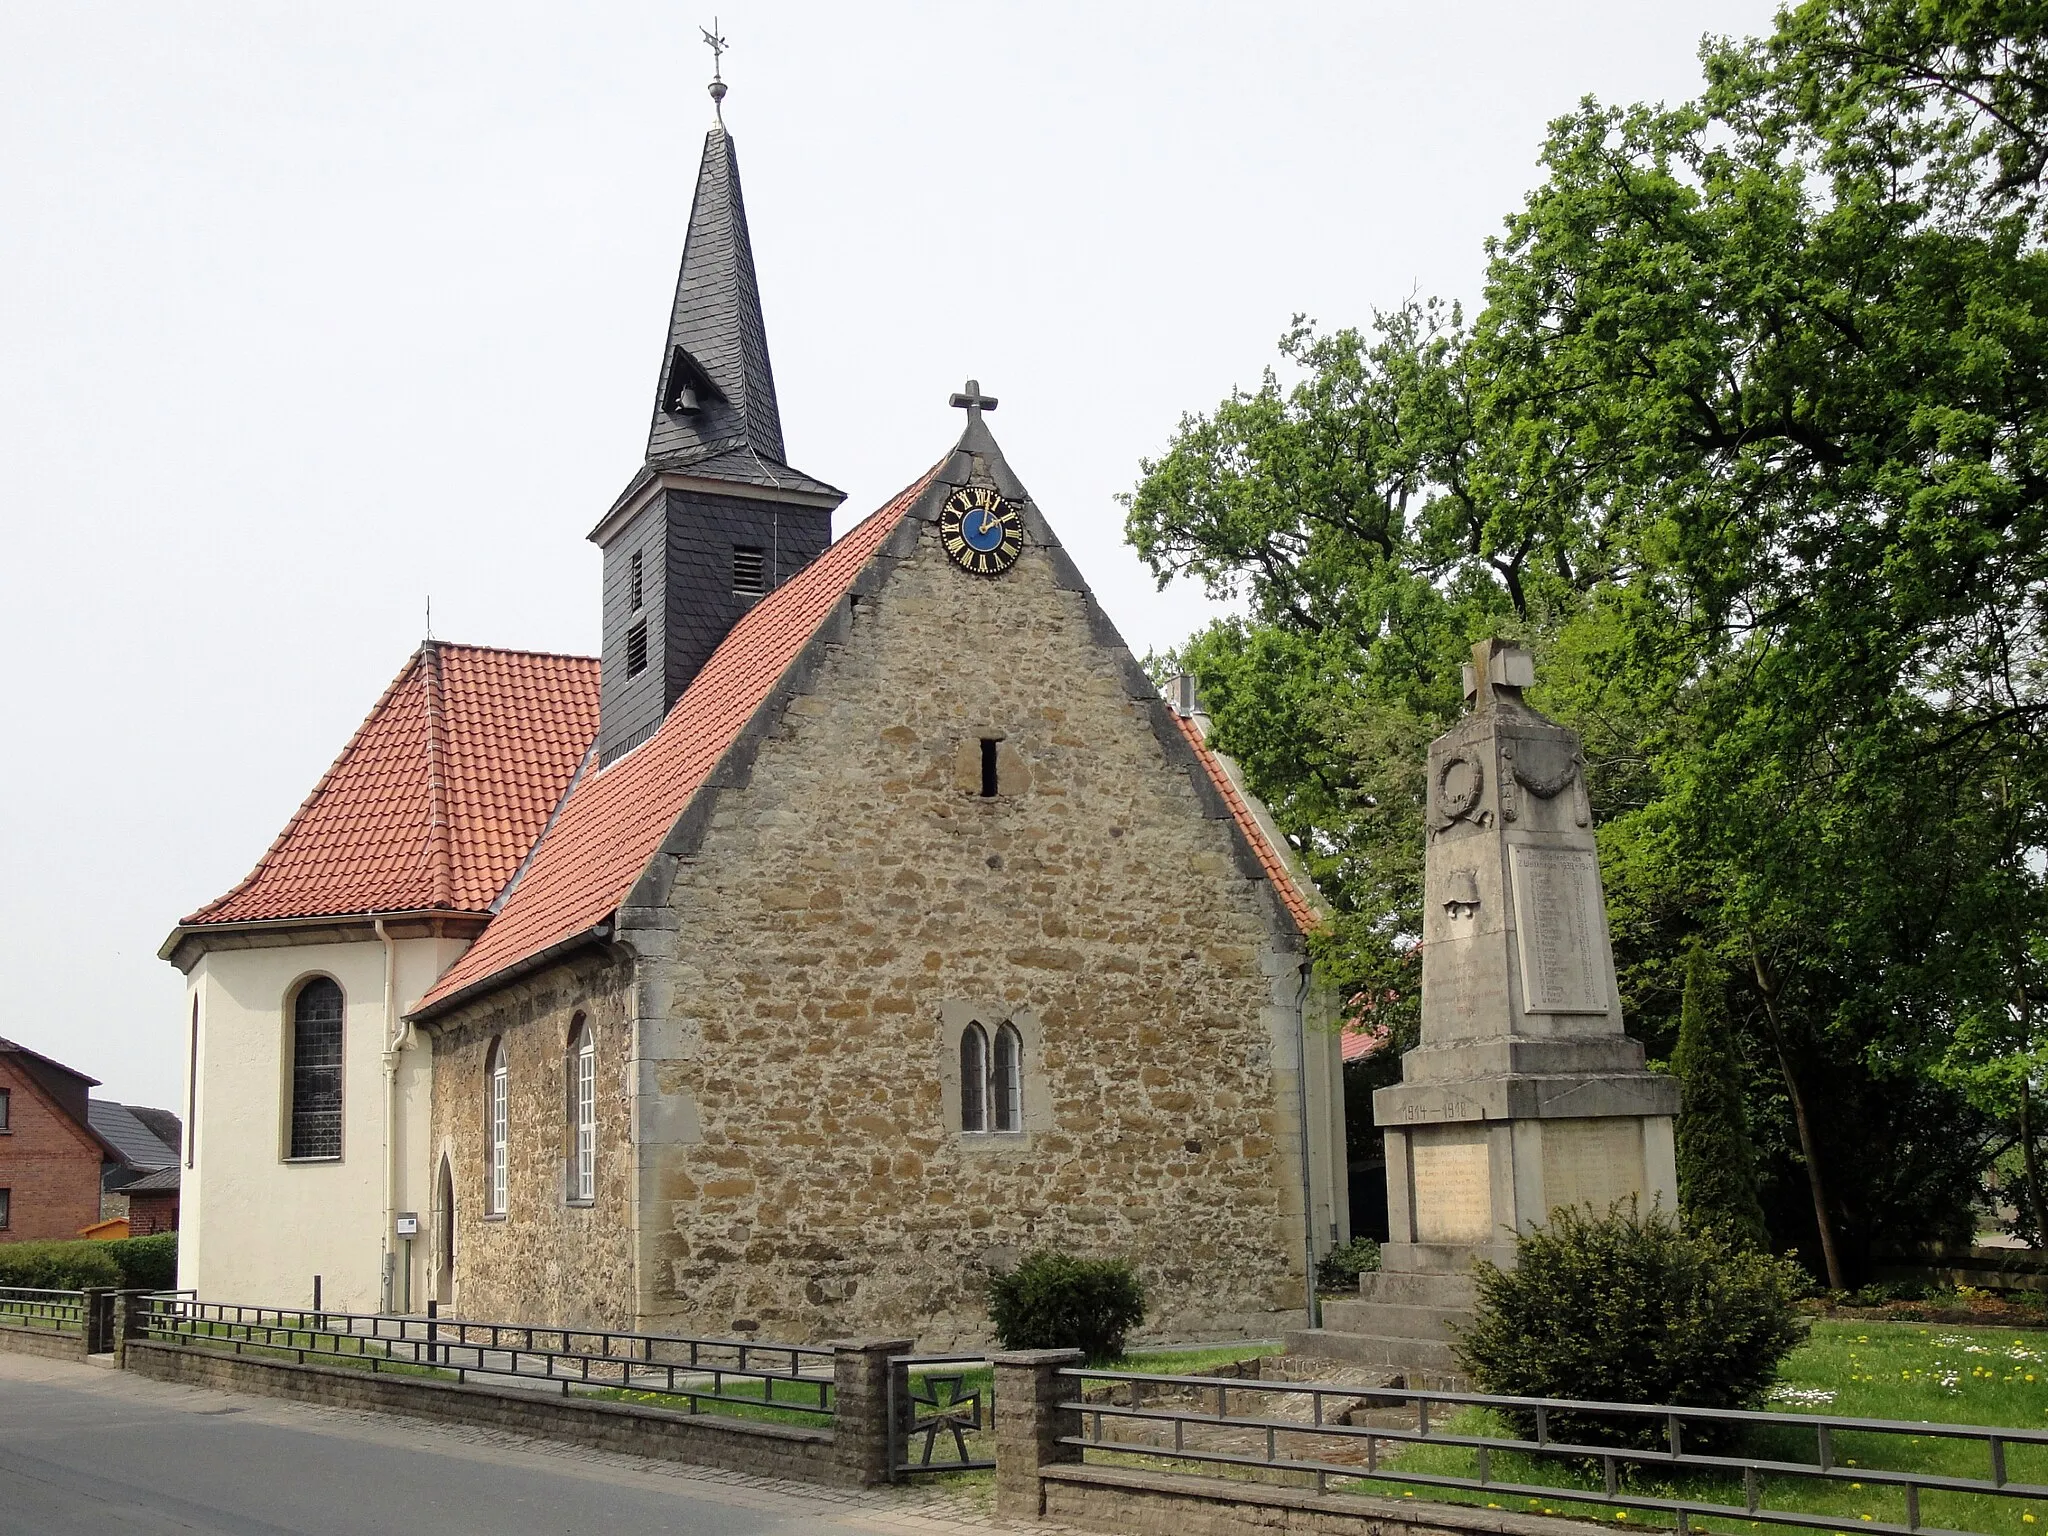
xmin=160 ymin=79 xmax=1349 ymax=1347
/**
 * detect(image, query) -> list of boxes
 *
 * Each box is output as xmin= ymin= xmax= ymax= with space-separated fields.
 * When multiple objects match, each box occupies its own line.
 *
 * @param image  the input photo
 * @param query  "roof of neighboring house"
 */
xmin=113 ymin=1167 xmax=181 ymax=1195
xmin=125 ymin=1105 xmax=182 ymax=1156
xmin=0 ymin=1037 xmax=125 ymax=1159
xmin=89 ymin=1101 xmax=179 ymax=1171
xmin=1341 ymin=1028 xmax=1389 ymax=1064
xmin=181 ymin=644 xmax=601 ymax=926
xmin=418 ymin=468 xmax=942 ymax=1014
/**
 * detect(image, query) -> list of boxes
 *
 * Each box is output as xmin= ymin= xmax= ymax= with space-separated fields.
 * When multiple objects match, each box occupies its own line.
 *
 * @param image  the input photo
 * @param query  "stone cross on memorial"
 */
xmin=1376 ymin=638 xmax=1678 ymax=1274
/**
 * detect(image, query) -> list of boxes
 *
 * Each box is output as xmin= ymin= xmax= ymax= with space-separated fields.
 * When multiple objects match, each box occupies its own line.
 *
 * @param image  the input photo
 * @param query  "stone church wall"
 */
xmin=626 ymin=517 xmax=1320 ymax=1347
xmin=427 ymin=952 xmax=637 ymax=1328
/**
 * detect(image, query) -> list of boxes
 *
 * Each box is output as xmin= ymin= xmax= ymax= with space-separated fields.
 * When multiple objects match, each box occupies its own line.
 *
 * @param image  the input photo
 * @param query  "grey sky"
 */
xmin=0 ymin=1 xmax=1780 ymax=1105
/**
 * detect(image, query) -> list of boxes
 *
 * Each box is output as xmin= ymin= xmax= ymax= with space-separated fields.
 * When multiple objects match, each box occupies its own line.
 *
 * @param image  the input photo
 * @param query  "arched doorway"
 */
xmin=433 ymin=1154 xmax=455 ymax=1306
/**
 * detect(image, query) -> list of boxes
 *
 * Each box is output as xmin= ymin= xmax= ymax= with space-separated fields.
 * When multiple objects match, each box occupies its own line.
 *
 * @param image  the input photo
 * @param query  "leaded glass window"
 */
xmin=960 ymin=1024 xmax=988 ymax=1133
xmin=288 ymin=978 xmax=344 ymax=1159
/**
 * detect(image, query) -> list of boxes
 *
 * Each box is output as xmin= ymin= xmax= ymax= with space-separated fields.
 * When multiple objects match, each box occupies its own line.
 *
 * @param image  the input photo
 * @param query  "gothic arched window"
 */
xmin=568 ymin=1017 xmax=595 ymax=1204
xmin=287 ymin=977 xmax=344 ymax=1160
xmin=960 ymin=1024 xmax=988 ymax=1133
xmin=961 ymin=1020 xmax=1024 ymax=1135
xmin=486 ymin=1038 xmax=509 ymax=1216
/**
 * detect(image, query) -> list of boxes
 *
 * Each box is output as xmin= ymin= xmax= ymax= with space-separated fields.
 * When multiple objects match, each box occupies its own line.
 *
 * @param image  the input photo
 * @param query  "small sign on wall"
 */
xmin=394 ymin=1212 xmax=419 ymax=1237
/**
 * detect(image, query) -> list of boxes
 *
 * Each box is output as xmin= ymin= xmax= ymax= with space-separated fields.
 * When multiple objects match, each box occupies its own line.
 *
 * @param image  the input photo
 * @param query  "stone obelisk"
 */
xmin=1291 ymin=639 xmax=1677 ymax=1382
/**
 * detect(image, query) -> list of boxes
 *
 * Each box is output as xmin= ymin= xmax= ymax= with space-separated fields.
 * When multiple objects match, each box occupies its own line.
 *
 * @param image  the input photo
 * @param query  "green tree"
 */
xmin=1672 ymin=948 xmax=1770 ymax=1249
xmin=1126 ymin=0 xmax=2048 ymax=1286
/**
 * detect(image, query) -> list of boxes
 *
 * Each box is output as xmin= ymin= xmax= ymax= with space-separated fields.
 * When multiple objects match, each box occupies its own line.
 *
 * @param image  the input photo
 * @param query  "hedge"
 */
xmin=0 ymin=1233 xmax=176 ymax=1291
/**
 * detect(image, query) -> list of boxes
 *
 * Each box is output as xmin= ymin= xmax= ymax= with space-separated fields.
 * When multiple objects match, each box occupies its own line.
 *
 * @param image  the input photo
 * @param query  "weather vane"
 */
xmin=702 ymin=18 xmax=728 ymax=121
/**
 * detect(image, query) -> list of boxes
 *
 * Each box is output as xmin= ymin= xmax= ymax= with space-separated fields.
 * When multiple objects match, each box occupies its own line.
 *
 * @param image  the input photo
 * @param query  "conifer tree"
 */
xmin=1672 ymin=948 xmax=1770 ymax=1250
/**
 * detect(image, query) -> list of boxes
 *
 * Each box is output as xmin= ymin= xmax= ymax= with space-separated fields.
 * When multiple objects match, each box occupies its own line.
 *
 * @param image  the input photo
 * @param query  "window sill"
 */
xmin=565 ymin=1199 xmax=595 ymax=1209
xmin=958 ymin=1130 xmax=1030 ymax=1149
xmin=281 ymin=1155 xmax=343 ymax=1165
xmin=481 ymin=1212 xmax=507 ymax=1222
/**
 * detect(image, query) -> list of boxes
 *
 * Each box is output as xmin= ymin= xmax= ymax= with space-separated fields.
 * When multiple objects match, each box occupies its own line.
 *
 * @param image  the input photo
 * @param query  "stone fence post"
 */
xmin=831 ymin=1337 xmax=914 ymax=1486
xmin=110 ymin=1293 xmax=148 ymax=1367
xmin=993 ymin=1348 xmax=1083 ymax=1523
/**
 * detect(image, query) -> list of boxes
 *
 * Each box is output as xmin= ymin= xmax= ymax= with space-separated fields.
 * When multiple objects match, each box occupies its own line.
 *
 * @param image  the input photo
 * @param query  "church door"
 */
xmin=434 ymin=1155 xmax=456 ymax=1305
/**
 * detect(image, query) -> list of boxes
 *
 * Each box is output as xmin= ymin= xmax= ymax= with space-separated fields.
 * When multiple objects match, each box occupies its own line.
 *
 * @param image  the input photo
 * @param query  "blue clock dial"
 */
xmin=961 ymin=508 xmax=1006 ymax=552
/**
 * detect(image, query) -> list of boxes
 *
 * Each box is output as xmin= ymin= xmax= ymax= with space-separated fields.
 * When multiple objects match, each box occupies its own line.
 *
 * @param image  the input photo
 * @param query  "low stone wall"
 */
xmin=123 ymin=1340 xmax=837 ymax=1482
xmin=1041 ymin=1466 xmax=1595 ymax=1536
xmin=0 ymin=1324 xmax=87 ymax=1364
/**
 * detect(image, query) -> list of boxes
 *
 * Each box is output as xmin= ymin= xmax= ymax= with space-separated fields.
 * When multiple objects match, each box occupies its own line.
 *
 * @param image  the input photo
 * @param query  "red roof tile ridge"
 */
xmin=415 ymin=463 xmax=943 ymax=1013
xmin=429 ymin=641 xmax=600 ymax=665
xmin=1173 ymin=713 xmax=1321 ymax=935
xmin=422 ymin=640 xmax=456 ymax=910
xmin=181 ymin=650 xmax=428 ymax=926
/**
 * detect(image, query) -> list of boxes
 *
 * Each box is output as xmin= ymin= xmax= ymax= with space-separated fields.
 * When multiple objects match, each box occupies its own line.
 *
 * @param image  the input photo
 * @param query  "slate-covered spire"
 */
xmin=644 ymin=122 xmax=787 ymax=469
xmin=589 ymin=72 xmax=843 ymax=768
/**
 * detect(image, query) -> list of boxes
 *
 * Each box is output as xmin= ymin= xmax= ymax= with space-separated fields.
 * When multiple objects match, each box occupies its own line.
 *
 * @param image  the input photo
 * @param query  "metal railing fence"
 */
xmin=0 ymin=1286 xmax=87 ymax=1334
xmin=139 ymin=1296 xmax=836 ymax=1420
xmin=1060 ymin=1366 xmax=2048 ymax=1536
xmin=888 ymin=1354 xmax=994 ymax=1475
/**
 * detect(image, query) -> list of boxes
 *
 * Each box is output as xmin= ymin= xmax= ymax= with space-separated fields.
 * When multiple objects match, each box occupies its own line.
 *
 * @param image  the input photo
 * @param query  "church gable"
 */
xmin=418 ymin=426 xmax=1318 ymax=1022
xmin=611 ymin=416 xmax=1323 ymax=1342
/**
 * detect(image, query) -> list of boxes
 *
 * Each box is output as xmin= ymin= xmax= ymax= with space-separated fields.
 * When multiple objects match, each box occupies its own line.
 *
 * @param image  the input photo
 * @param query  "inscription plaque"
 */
xmin=1508 ymin=845 xmax=1609 ymax=1014
xmin=1540 ymin=1118 xmax=1645 ymax=1216
xmin=1411 ymin=1125 xmax=1493 ymax=1244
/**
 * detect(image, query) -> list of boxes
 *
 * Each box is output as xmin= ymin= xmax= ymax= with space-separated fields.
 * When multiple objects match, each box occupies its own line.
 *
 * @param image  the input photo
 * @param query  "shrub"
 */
xmin=104 ymin=1233 xmax=178 ymax=1290
xmin=0 ymin=1240 xmax=122 ymax=1290
xmin=986 ymin=1251 xmax=1147 ymax=1364
xmin=1316 ymin=1236 xmax=1382 ymax=1293
xmin=1453 ymin=1201 xmax=1806 ymax=1451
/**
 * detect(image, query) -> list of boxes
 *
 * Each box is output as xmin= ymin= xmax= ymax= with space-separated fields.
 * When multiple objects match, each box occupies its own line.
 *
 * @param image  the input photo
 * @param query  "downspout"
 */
xmin=377 ymin=917 xmax=400 ymax=1314
xmin=1292 ymin=959 xmax=1320 ymax=1330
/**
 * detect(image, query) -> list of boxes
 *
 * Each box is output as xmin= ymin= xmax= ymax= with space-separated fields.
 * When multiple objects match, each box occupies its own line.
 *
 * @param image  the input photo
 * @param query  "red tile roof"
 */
xmin=417 ymin=469 xmax=940 ymax=1012
xmin=184 ymin=644 xmax=600 ymax=925
xmin=414 ymin=463 xmax=1324 ymax=1017
xmin=1173 ymin=713 xmax=1321 ymax=935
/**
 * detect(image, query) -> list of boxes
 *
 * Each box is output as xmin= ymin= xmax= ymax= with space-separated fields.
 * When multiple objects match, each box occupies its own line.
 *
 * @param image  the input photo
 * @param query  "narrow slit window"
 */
xmin=960 ymin=1024 xmax=988 ymax=1133
xmin=993 ymin=1023 xmax=1023 ymax=1132
xmin=572 ymin=1024 xmax=596 ymax=1203
xmin=288 ymin=978 xmax=344 ymax=1160
xmin=733 ymin=546 xmax=767 ymax=597
xmin=0 ymin=1088 xmax=9 ymax=1133
xmin=487 ymin=1041 xmax=509 ymax=1216
xmin=980 ymin=738 xmax=999 ymax=797
xmin=629 ymin=549 xmax=644 ymax=611
xmin=0 ymin=1189 xmax=9 ymax=1230
xmin=626 ymin=621 xmax=648 ymax=678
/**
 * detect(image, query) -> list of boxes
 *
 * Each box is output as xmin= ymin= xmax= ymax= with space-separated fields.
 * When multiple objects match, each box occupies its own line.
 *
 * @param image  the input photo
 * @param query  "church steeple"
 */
xmin=644 ymin=120 xmax=787 ymax=468
xmin=588 ymin=59 xmax=844 ymax=767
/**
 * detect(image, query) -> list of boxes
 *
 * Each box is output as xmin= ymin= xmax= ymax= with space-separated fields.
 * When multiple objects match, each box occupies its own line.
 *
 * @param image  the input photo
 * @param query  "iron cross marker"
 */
xmin=948 ymin=379 xmax=999 ymax=419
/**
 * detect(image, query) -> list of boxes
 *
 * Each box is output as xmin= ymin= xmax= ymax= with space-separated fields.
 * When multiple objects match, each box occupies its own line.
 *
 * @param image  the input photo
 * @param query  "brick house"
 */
xmin=0 ymin=1038 xmax=124 ymax=1242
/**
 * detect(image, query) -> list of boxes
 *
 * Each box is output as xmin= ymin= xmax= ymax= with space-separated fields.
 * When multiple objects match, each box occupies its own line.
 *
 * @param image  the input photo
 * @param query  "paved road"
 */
xmin=0 ymin=1353 xmax=1004 ymax=1536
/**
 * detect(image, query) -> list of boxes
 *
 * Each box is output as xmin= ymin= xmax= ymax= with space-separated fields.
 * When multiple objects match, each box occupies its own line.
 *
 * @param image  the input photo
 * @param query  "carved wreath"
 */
xmin=1435 ymin=752 xmax=1484 ymax=824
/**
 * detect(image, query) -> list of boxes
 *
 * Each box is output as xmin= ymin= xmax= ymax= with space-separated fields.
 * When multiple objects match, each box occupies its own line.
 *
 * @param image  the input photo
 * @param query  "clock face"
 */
xmin=938 ymin=486 xmax=1024 ymax=577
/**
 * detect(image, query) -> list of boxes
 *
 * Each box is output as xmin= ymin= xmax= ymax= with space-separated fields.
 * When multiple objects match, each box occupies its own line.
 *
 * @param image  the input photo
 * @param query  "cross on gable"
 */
xmin=948 ymin=379 xmax=999 ymax=419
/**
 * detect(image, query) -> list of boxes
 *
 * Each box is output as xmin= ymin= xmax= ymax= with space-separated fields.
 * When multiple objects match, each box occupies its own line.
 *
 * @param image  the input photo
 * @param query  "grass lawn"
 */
xmin=1366 ymin=1321 xmax=2048 ymax=1534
